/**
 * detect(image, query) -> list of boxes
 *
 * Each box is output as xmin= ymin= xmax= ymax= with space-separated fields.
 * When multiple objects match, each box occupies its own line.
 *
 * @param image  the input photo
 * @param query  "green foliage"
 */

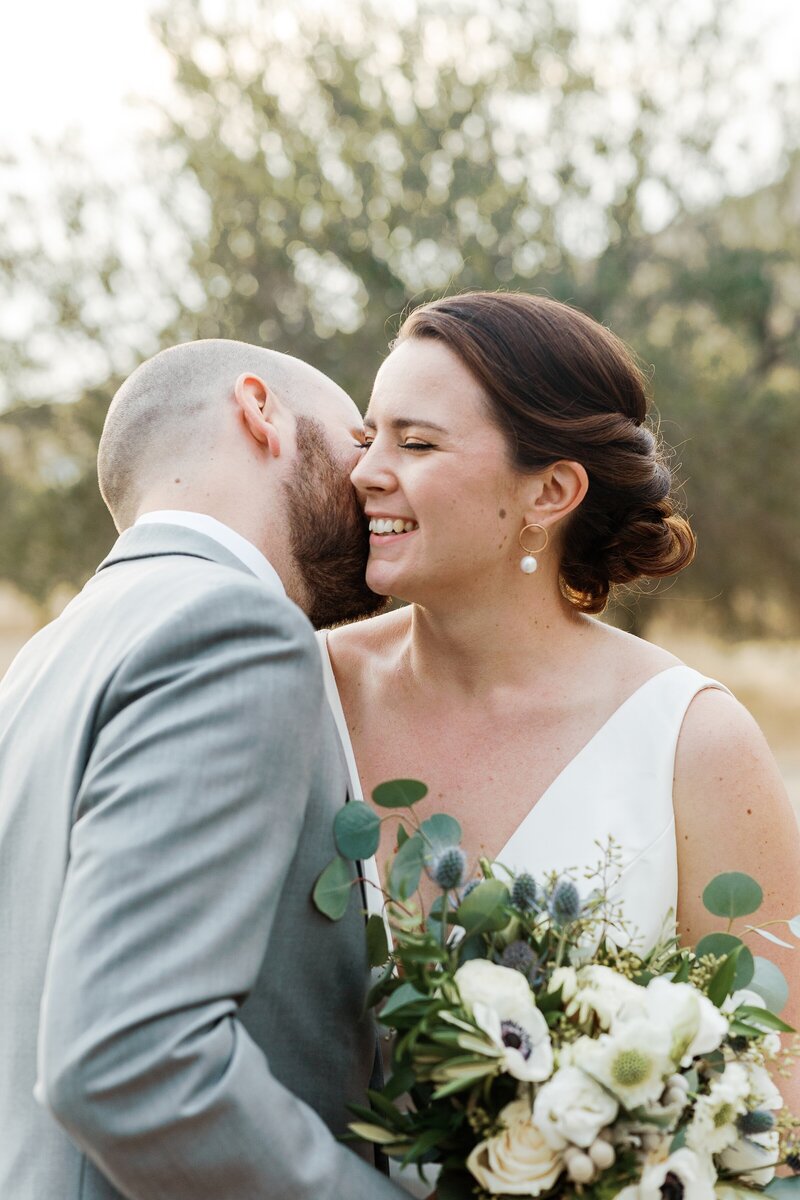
xmin=695 ymin=932 xmax=754 ymax=990
xmin=1 ymin=1 xmax=799 ymax=633
xmin=388 ymin=833 xmax=426 ymax=901
xmin=454 ymin=880 xmax=511 ymax=937
xmin=750 ymin=955 xmax=790 ymax=1014
xmin=312 ymin=854 xmax=354 ymax=919
xmin=702 ymin=872 xmax=763 ymax=920
xmin=366 ymin=913 xmax=390 ymax=968
xmin=373 ymin=779 xmax=428 ymax=809
xmin=333 ymin=801 xmax=381 ymax=860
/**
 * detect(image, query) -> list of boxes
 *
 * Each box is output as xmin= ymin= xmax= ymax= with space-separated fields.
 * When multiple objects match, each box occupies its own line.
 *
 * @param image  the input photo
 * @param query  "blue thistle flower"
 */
xmin=431 ymin=846 xmax=467 ymax=890
xmin=548 ymin=878 xmax=581 ymax=925
xmin=500 ymin=940 xmax=536 ymax=974
xmin=787 ymin=1149 xmax=800 ymax=1175
xmin=511 ymin=872 xmax=539 ymax=912
xmin=737 ymin=1110 xmax=776 ymax=1136
xmin=459 ymin=878 xmax=481 ymax=902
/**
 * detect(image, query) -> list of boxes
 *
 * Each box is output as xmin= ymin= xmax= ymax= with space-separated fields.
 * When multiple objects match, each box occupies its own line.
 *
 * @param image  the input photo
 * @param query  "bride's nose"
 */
xmin=350 ymin=442 xmax=396 ymax=495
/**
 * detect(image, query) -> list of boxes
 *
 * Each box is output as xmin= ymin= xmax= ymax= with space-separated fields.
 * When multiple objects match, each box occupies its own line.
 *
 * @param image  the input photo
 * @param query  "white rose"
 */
xmin=533 ymin=1066 xmax=619 ymax=1149
xmin=639 ymin=1148 xmax=716 ymax=1200
xmin=467 ymin=1097 xmax=563 ymax=1196
xmin=718 ymin=1129 xmax=779 ymax=1186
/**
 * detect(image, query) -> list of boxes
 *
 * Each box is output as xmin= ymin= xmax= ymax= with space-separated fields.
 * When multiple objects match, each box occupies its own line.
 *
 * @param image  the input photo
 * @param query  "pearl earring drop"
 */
xmin=518 ymin=523 xmax=549 ymax=574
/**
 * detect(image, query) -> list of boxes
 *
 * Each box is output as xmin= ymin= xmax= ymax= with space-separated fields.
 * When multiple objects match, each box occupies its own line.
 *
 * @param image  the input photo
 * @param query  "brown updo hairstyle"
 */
xmin=396 ymin=291 xmax=695 ymax=614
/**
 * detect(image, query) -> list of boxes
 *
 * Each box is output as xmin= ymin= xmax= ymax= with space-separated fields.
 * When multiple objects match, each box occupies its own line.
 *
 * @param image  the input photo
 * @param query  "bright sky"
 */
xmin=2 ymin=0 xmax=798 ymax=154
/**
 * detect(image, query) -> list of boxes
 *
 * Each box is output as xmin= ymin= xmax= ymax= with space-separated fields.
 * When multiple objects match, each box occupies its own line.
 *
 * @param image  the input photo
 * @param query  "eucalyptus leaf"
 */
xmin=396 ymin=824 xmax=409 ymax=848
xmin=419 ymin=813 xmax=462 ymax=856
xmin=334 ymin=801 xmax=381 ymax=860
xmin=696 ymin=933 xmax=754 ymax=990
xmin=366 ymin=913 xmax=390 ymax=968
xmin=702 ymin=872 xmax=763 ymax=919
xmin=765 ymin=1178 xmax=800 ymax=1198
xmin=388 ymin=833 xmax=425 ymax=901
xmin=312 ymin=855 xmax=354 ymax=920
xmin=454 ymin=879 xmax=511 ymax=937
xmin=749 ymin=956 xmax=790 ymax=1014
xmin=372 ymin=778 xmax=429 ymax=809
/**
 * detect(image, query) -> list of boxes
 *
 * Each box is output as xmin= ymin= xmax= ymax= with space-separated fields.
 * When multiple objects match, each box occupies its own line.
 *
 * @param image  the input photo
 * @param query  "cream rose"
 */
xmin=467 ymin=1097 xmax=563 ymax=1196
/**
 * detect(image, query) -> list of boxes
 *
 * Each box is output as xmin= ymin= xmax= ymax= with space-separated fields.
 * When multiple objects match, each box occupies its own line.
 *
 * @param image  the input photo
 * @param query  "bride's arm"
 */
xmin=674 ymin=686 xmax=800 ymax=1108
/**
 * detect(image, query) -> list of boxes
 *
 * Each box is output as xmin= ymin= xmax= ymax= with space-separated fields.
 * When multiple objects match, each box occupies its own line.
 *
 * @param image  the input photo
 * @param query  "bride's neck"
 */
xmin=405 ymin=579 xmax=589 ymax=696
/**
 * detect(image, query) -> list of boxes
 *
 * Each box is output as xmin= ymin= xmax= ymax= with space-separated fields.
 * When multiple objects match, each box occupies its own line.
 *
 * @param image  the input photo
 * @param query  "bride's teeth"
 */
xmin=368 ymin=517 xmax=418 ymax=534
xmin=404 ymin=521 xmax=415 ymax=532
xmin=392 ymin=519 xmax=405 ymax=533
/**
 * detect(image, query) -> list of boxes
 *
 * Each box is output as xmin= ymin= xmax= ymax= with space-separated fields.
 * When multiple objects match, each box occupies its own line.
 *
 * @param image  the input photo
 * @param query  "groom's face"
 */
xmin=283 ymin=413 xmax=387 ymax=629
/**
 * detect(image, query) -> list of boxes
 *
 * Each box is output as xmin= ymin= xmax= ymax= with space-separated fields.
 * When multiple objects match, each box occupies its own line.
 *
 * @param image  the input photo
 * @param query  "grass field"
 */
xmin=1 ymin=589 xmax=797 ymax=811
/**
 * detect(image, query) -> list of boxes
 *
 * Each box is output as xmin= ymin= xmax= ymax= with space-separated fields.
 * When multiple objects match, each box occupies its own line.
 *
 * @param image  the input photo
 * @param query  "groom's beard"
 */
xmin=283 ymin=416 xmax=387 ymax=630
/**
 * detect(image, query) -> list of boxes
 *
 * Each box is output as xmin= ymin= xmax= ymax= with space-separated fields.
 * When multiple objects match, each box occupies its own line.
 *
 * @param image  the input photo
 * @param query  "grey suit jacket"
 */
xmin=0 ymin=525 xmax=404 ymax=1199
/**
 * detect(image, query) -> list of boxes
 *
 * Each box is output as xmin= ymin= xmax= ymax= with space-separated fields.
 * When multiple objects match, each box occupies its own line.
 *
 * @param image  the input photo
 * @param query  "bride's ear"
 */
xmin=522 ymin=460 xmax=589 ymax=526
xmin=233 ymin=373 xmax=281 ymax=457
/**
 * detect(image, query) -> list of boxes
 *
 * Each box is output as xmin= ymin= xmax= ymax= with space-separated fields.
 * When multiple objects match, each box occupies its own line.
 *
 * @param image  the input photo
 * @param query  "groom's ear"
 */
xmin=233 ymin=373 xmax=282 ymax=457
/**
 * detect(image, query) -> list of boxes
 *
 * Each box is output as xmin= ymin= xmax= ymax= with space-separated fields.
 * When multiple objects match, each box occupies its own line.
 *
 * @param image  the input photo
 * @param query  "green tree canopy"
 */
xmin=1 ymin=0 xmax=797 ymax=630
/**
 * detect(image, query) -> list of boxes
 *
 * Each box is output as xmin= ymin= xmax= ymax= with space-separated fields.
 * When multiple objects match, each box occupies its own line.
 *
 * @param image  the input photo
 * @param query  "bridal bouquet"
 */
xmin=314 ymin=781 xmax=800 ymax=1200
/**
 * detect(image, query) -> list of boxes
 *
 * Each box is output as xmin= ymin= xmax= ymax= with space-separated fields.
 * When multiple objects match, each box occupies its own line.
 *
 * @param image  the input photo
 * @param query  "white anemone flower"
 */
xmin=568 ymin=964 xmax=645 ymax=1030
xmin=454 ymin=959 xmax=554 ymax=1083
xmin=641 ymin=977 xmax=728 ymax=1065
xmin=532 ymin=1065 xmax=619 ymax=1149
xmin=686 ymin=1062 xmax=750 ymax=1154
xmin=570 ymin=1022 xmax=673 ymax=1109
xmin=718 ymin=1129 xmax=779 ymax=1186
xmin=638 ymin=1147 xmax=717 ymax=1200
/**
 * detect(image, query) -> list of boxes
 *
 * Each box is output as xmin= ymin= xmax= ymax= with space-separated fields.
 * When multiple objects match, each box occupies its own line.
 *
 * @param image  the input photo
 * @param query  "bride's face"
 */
xmin=351 ymin=338 xmax=526 ymax=601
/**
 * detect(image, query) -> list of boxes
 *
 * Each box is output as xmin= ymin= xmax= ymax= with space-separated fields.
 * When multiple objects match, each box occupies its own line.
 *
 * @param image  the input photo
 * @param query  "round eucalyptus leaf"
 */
xmin=419 ymin=813 xmax=462 ymax=857
xmin=695 ymin=932 xmax=754 ymax=990
xmin=372 ymin=779 xmax=429 ymax=809
xmin=702 ymin=872 xmax=763 ymax=919
xmin=334 ymin=801 xmax=381 ymax=860
xmin=749 ymin=955 xmax=790 ymax=1014
xmin=455 ymin=879 xmax=511 ymax=937
xmin=313 ymin=855 xmax=354 ymax=920
xmin=366 ymin=913 xmax=390 ymax=968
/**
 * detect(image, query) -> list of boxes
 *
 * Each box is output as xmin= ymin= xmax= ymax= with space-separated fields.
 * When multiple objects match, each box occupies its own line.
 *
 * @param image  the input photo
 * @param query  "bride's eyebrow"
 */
xmin=363 ymin=416 xmax=448 ymax=433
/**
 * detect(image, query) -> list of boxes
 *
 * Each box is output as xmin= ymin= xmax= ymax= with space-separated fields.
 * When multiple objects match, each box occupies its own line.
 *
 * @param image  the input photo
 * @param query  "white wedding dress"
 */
xmin=317 ymin=632 xmax=728 ymax=1195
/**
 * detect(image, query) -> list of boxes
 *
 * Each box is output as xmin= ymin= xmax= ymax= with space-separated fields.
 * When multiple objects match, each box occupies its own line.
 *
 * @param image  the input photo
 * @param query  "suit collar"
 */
xmin=96 ymin=523 xmax=262 ymax=582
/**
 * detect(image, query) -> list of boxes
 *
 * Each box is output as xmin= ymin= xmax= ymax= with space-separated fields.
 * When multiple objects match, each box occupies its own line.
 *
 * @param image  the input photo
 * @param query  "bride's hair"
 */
xmin=396 ymin=291 xmax=695 ymax=614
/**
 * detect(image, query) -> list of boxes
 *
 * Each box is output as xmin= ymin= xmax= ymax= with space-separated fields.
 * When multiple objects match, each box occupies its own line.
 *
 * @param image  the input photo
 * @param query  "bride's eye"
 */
xmin=356 ymin=439 xmax=373 ymax=450
xmin=400 ymin=441 xmax=434 ymax=451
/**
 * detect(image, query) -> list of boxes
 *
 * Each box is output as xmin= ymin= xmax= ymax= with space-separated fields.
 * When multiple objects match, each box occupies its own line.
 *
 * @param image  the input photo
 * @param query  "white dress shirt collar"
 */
xmin=134 ymin=510 xmax=285 ymax=595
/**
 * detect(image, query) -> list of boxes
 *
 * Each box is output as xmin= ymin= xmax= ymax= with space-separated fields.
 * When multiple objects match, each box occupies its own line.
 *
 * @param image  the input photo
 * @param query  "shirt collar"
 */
xmin=134 ymin=510 xmax=285 ymax=595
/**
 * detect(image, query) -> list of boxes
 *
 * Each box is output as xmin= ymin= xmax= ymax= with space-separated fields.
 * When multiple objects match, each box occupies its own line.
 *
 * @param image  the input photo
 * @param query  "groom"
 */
xmin=0 ymin=340 xmax=405 ymax=1199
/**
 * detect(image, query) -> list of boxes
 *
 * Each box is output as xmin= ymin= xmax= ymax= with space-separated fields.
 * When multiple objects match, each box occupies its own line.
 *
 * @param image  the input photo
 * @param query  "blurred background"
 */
xmin=1 ymin=0 xmax=798 ymax=800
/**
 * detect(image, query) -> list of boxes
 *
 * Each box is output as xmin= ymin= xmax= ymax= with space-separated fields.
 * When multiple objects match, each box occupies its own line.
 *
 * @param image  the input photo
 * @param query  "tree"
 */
xmin=1 ymin=0 xmax=797 ymax=630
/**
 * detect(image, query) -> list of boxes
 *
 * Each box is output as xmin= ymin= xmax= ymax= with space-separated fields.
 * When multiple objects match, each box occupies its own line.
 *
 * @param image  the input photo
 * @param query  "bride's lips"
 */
xmin=366 ymin=515 xmax=419 ymax=547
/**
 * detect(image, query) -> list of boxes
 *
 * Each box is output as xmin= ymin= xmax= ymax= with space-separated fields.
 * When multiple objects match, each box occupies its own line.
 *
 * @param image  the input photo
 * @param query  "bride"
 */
xmin=317 ymin=292 xmax=800 ymax=1186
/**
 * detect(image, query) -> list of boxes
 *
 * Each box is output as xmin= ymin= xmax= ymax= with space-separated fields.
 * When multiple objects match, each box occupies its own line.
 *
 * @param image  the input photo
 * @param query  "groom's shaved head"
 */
xmin=98 ymin=339 xmax=345 ymax=528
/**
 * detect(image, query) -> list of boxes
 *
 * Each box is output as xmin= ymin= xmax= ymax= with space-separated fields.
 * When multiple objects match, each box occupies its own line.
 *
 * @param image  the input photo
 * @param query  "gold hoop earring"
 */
xmin=519 ymin=523 xmax=549 ymax=574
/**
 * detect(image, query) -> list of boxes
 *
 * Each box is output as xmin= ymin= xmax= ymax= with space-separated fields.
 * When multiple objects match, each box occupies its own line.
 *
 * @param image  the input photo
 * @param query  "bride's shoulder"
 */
xmin=586 ymin=617 xmax=683 ymax=682
xmin=324 ymin=607 xmax=410 ymax=677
